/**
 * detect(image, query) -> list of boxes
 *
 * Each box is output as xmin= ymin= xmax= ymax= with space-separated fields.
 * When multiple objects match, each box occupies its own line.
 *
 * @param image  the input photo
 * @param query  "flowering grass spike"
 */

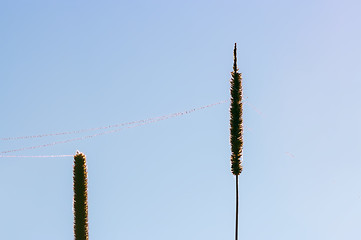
xmin=73 ymin=151 xmax=89 ymax=240
xmin=230 ymin=43 xmax=243 ymax=240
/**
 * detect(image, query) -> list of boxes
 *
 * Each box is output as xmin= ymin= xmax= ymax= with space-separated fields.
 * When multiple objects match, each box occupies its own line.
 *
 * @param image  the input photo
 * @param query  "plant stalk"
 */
xmin=235 ymin=175 xmax=239 ymax=240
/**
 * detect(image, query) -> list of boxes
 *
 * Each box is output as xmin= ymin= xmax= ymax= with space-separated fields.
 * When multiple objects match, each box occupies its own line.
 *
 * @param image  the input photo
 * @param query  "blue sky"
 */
xmin=1 ymin=0 xmax=360 ymax=239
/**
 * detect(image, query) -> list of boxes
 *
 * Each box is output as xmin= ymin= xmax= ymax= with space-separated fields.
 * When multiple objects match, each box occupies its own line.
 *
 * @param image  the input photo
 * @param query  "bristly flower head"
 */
xmin=73 ymin=151 xmax=89 ymax=240
xmin=230 ymin=43 xmax=243 ymax=176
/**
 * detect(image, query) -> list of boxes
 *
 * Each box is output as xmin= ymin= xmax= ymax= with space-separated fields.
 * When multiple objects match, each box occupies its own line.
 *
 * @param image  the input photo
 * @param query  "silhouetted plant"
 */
xmin=230 ymin=43 xmax=243 ymax=240
xmin=73 ymin=151 xmax=89 ymax=240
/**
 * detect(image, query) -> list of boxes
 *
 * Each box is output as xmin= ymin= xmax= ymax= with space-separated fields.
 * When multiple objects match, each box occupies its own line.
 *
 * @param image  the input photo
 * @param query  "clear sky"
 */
xmin=1 ymin=0 xmax=360 ymax=239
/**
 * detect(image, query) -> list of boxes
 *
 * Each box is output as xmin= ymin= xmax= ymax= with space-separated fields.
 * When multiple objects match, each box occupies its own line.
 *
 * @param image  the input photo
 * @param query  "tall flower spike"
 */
xmin=230 ymin=43 xmax=243 ymax=240
xmin=73 ymin=151 xmax=89 ymax=240
xmin=230 ymin=43 xmax=243 ymax=176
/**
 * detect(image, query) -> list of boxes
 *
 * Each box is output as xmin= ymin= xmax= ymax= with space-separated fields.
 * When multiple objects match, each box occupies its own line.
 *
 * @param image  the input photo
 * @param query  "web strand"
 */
xmin=0 ymin=100 xmax=227 ymax=155
xmin=1 ymin=100 xmax=228 ymax=141
xmin=0 ymin=155 xmax=73 ymax=158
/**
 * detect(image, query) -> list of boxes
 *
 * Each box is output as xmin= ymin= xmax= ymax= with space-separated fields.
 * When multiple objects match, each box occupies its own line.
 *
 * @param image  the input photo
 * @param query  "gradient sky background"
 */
xmin=1 ymin=0 xmax=361 ymax=239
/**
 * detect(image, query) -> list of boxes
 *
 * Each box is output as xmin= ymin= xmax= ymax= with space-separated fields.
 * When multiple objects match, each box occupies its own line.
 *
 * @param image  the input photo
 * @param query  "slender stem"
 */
xmin=235 ymin=175 xmax=239 ymax=240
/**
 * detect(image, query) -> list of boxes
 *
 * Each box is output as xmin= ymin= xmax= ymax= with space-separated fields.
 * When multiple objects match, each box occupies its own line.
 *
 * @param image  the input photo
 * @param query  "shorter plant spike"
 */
xmin=73 ymin=151 xmax=89 ymax=240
